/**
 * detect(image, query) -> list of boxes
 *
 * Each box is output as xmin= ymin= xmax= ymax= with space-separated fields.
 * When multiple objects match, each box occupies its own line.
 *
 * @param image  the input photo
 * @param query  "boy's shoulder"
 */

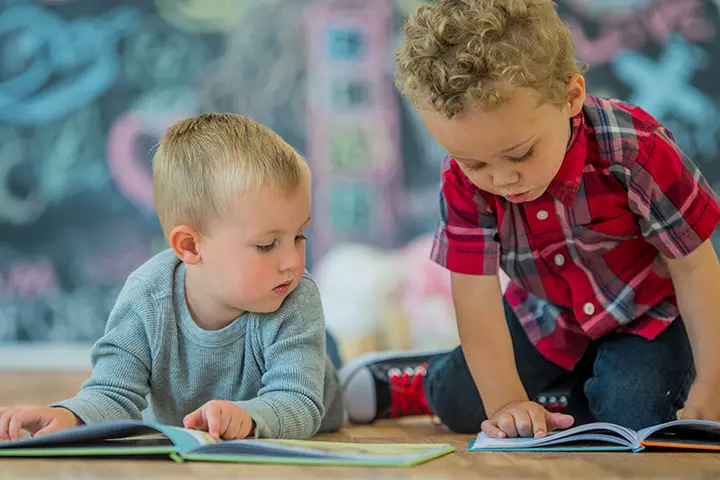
xmin=119 ymin=249 xmax=180 ymax=302
xmin=127 ymin=248 xmax=179 ymax=285
xmin=582 ymin=94 xmax=667 ymax=166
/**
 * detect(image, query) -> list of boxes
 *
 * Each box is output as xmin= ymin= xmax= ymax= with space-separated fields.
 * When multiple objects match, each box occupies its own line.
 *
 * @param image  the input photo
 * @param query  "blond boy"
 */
xmin=0 ymin=113 xmax=344 ymax=441
xmin=341 ymin=0 xmax=720 ymax=438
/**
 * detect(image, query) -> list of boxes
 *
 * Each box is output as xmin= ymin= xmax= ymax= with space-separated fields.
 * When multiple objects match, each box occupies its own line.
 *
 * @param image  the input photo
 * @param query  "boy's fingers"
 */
xmin=183 ymin=408 xmax=206 ymax=430
xmin=0 ymin=409 xmax=14 ymax=441
xmin=34 ymin=420 xmax=62 ymax=437
xmin=204 ymin=404 xmax=222 ymax=439
xmin=528 ymin=407 xmax=548 ymax=438
xmin=511 ymin=410 xmax=533 ymax=438
xmin=481 ymin=419 xmax=505 ymax=439
xmin=546 ymin=412 xmax=574 ymax=431
xmin=8 ymin=413 xmax=29 ymax=441
xmin=497 ymin=413 xmax=519 ymax=438
xmin=218 ymin=406 xmax=232 ymax=439
xmin=224 ymin=416 xmax=243 ymax=440
xmin=238 ymin=417 xmax=254 ymax=439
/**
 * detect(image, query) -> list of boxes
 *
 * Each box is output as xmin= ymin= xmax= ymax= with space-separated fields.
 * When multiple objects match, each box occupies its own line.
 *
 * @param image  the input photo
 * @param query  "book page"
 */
xmin=0 ymin=420 xmax=160 ymax=449
xmin=189 ymin=438 xmax=453 ymax=461
xmin=639 ymin=420 xmax=720 ymax=445
xmin=470 ymin=422 xmax=637 ymax=450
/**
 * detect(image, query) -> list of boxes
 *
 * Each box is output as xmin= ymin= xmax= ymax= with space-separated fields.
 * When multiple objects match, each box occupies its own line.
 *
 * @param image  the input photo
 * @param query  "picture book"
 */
xmin=0 ymin=420 xmax=455 ymax=467
xmin=468 ymin=419 xmax=720 ymax=452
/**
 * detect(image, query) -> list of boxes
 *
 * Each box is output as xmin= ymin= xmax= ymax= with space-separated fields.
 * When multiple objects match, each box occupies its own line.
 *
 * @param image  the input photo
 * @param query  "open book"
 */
xmin=0 ymin=420 xmax=454 ymax=467
xmin=469 ymin=419 xmax=720 ymax=452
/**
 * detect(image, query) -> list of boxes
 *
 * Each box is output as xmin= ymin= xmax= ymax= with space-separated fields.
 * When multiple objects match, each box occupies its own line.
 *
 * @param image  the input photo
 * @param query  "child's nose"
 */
xmin=280 ymin=247 xmax=301 ymax=272
xmin=492 ymin=171 xmax=520 ymax=187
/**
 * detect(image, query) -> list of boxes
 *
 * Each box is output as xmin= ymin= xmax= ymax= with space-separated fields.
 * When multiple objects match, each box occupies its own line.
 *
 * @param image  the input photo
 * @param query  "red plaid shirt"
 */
xmin=431 ymin=95 xmax=720 ymax=370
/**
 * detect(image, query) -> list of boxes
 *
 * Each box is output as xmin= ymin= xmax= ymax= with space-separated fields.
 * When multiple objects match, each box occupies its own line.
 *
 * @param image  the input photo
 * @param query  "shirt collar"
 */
xmin=546 ymin=111 xmax=586 ymax=207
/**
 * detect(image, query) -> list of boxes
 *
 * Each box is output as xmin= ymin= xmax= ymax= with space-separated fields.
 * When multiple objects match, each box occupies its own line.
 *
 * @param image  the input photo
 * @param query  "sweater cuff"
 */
xmin=50 ymin=397 xmax=109 ymax=426
xmin=233 ymin=398 xmax=281 ymax=439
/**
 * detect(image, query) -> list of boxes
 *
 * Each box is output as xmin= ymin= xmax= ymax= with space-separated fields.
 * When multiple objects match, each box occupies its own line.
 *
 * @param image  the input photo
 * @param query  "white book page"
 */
xmin=472 ymin=422 xmax=638 ymax=450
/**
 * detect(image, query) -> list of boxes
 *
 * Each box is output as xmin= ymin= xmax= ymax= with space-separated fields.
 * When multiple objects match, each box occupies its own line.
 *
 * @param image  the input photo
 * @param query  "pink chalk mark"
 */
xmin=107 ymin=114 xmax=155 ymax=211
xmin=0 ymin=261 xmax=59 ymax=298
xmin=570 ymin=0 xmax=714 ymax=66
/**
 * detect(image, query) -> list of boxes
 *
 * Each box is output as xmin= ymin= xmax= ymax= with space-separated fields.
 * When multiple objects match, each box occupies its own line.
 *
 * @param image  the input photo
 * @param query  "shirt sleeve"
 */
xmin=430 ymin=156 xmax=500 ymax=275
xmin=51 ymin=278 xmax=153 ymax=424
xmin=233 ymin=276 xmax=328 ymax=439
xmin=627 ymin=127 xmax=720 ymax=259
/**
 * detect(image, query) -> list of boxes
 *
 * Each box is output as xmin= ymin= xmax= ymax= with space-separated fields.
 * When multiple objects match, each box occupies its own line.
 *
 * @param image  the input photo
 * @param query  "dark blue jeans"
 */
xmin=425 ymin=298 xmax=696 ymax=433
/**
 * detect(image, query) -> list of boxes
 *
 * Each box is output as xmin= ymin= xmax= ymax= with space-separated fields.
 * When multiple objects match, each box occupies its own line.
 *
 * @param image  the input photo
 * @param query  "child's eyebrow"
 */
xmin=450 ymin=137 xmax=535 ymax=163
xmin=262 ymin=216 xmax=311 ymax=236
xmin=498 ymin=136 xmax=534 ymax=154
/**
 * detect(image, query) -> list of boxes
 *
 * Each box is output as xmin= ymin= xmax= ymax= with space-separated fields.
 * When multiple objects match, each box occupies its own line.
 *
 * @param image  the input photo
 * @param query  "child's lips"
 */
xmin=272 ymin=280 xmax=292 ymax=294
xmin=504 ymin=191 xmax=532 ymax=203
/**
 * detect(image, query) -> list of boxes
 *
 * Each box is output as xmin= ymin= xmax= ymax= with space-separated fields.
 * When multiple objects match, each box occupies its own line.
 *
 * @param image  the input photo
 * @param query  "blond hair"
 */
xmin=152 ymin=113 xmax=310 ymax=236
xmin=396 ymin=0 xmax=583 ymax=118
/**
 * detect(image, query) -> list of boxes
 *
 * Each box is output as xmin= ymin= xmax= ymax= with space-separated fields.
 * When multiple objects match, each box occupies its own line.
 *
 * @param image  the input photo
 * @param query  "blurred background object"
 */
xmin=0 ymin=0 xmax=718 ymax=368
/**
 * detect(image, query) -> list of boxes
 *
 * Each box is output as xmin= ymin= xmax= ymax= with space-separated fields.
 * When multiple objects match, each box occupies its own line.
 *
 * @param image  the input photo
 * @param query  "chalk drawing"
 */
xmin=0 ymin=125 xmax=47 ymax=225
xmin=32 ymin=105 xmax=109 ymax=202
xmin=568 ymin=0 xmax=713 ymax=66
xmin=564 ymin=0 xmax=654 ymax=18
xmin=155 ymin=0 xmax=251 ymax=33
xmin=122 ymin=15 xmax=210 ymax=89
xmin=198 ymin=1 xmax=306 ymax=147
xmin=394 ymin=0 xmax=433 ymax=17
xmin=399 ymin=96 xmax=447 ymax=169
xmin=106 ymin=113 xmax=156 ymax=212
xmin=0 ymin=2 xmax=140 ymax=125
xmin=0 ymin=286 xmax=119 ymax=342
xmin=330 ymin=184 xmax=372 ymax=232
xmin=326 ymin=27 xmax=365 ymax=61
xmin=71 ymin=236 xmax=151 ymax=286
xmin=106 ymin=87 xmax=196 ymax=211
xmin=613 ymin=34 xmax=720 ymax=159
xmin=0 ymin=259 xmax=60 ymax=299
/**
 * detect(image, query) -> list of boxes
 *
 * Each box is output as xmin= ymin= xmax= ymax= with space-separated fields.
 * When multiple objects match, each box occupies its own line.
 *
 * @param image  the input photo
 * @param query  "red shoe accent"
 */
xmin=388 ymin=364 xmax=432 ymax=418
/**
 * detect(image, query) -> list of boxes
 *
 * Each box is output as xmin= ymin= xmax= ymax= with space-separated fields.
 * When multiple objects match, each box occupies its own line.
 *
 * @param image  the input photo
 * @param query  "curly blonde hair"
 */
xmin=153 ymin=113 xmax=310 ymax=237
xmin=396 ymin=0 xmax=583 ymax=118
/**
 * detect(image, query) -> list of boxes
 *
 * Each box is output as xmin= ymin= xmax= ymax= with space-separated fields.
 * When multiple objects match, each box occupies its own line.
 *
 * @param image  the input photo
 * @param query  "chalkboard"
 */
xmin=0 ymin=0 xmax=718 ymax=346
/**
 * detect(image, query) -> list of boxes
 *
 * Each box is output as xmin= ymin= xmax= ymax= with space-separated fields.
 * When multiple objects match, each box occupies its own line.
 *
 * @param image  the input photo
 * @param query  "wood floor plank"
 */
xmin=1 ymin=371 xmax=718 ymax=479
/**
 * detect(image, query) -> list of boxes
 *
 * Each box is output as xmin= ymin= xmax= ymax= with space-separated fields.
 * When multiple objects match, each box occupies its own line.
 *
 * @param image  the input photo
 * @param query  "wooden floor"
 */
xmin=1 ymin=372 xmax=719 ymax=479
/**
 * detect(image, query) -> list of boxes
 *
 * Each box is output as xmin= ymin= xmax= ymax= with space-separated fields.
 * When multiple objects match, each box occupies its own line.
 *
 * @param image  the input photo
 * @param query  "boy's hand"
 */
xmin=0 ymin=405 xmax=80 ymax=441
xmin=677 ymin=381 xmax=720 ymax=421
xmin=482 ymin=401 xmax=574 ymax=439
xmin=183 ymin=400 xmax=254 ymax=440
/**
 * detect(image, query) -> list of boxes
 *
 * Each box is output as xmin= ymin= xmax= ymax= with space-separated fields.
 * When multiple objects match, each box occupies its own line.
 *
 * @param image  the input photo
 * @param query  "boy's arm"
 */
xmin=626 ymin=127 xmax=720 ymax=421
xmin=232 ymin=277 xmax=327 ymax=439
xmin=51 ymin=279 xmax=153 ymax=425
xmin=665 ymin=240 xmax=720 ymax=420
xmin=451 ymin=272 xmax=527 ymax=416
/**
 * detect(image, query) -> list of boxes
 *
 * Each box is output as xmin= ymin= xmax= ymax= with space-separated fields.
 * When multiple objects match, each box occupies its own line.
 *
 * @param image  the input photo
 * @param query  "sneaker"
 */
xmin=338 ymin=349 xmax=450 ymax=424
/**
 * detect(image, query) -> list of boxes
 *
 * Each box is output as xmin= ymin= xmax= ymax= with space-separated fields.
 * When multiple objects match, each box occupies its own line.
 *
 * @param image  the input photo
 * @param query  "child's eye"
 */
xmin=257 ymin=240 xmax=277 ymax=253
xmin=295 ymin=234 xmax=307 ymax=243
xmin=466 ymin=163 xmax=486 ymax=172
xmin=508 ymin=147 xmax=535 ymax=163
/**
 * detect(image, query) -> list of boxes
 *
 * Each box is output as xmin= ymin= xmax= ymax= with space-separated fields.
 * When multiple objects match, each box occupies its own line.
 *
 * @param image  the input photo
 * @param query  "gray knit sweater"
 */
xmin=53 ymin=249 xmax=345 ymax=439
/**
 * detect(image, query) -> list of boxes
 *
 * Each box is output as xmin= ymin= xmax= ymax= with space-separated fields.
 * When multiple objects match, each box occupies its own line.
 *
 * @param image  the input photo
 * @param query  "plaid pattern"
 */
xmin=431 ymin=95 xmax=720 ymax=370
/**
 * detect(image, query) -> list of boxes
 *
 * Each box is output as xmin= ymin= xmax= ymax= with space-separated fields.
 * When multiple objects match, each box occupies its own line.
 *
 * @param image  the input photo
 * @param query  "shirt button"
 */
xmin=583 ymin=302 xmax=595 ymax=316
xmin=554 ymin=254 xmax=565 ymax=266
xmin=536 ymin=210 xmax=549 ymax=220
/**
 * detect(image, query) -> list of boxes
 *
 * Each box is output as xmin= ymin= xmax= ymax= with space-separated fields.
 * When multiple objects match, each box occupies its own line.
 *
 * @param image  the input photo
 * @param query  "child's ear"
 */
xmin=168 ymin=225 xmax=203 ymax=265
xmin=567 ymin=75 xmax=586 ymax=117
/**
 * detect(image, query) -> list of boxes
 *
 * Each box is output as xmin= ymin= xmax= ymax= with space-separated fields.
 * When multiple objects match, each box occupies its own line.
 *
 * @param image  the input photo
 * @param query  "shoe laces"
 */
xmin=388 ymin=364 xmax=432 ymax=418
